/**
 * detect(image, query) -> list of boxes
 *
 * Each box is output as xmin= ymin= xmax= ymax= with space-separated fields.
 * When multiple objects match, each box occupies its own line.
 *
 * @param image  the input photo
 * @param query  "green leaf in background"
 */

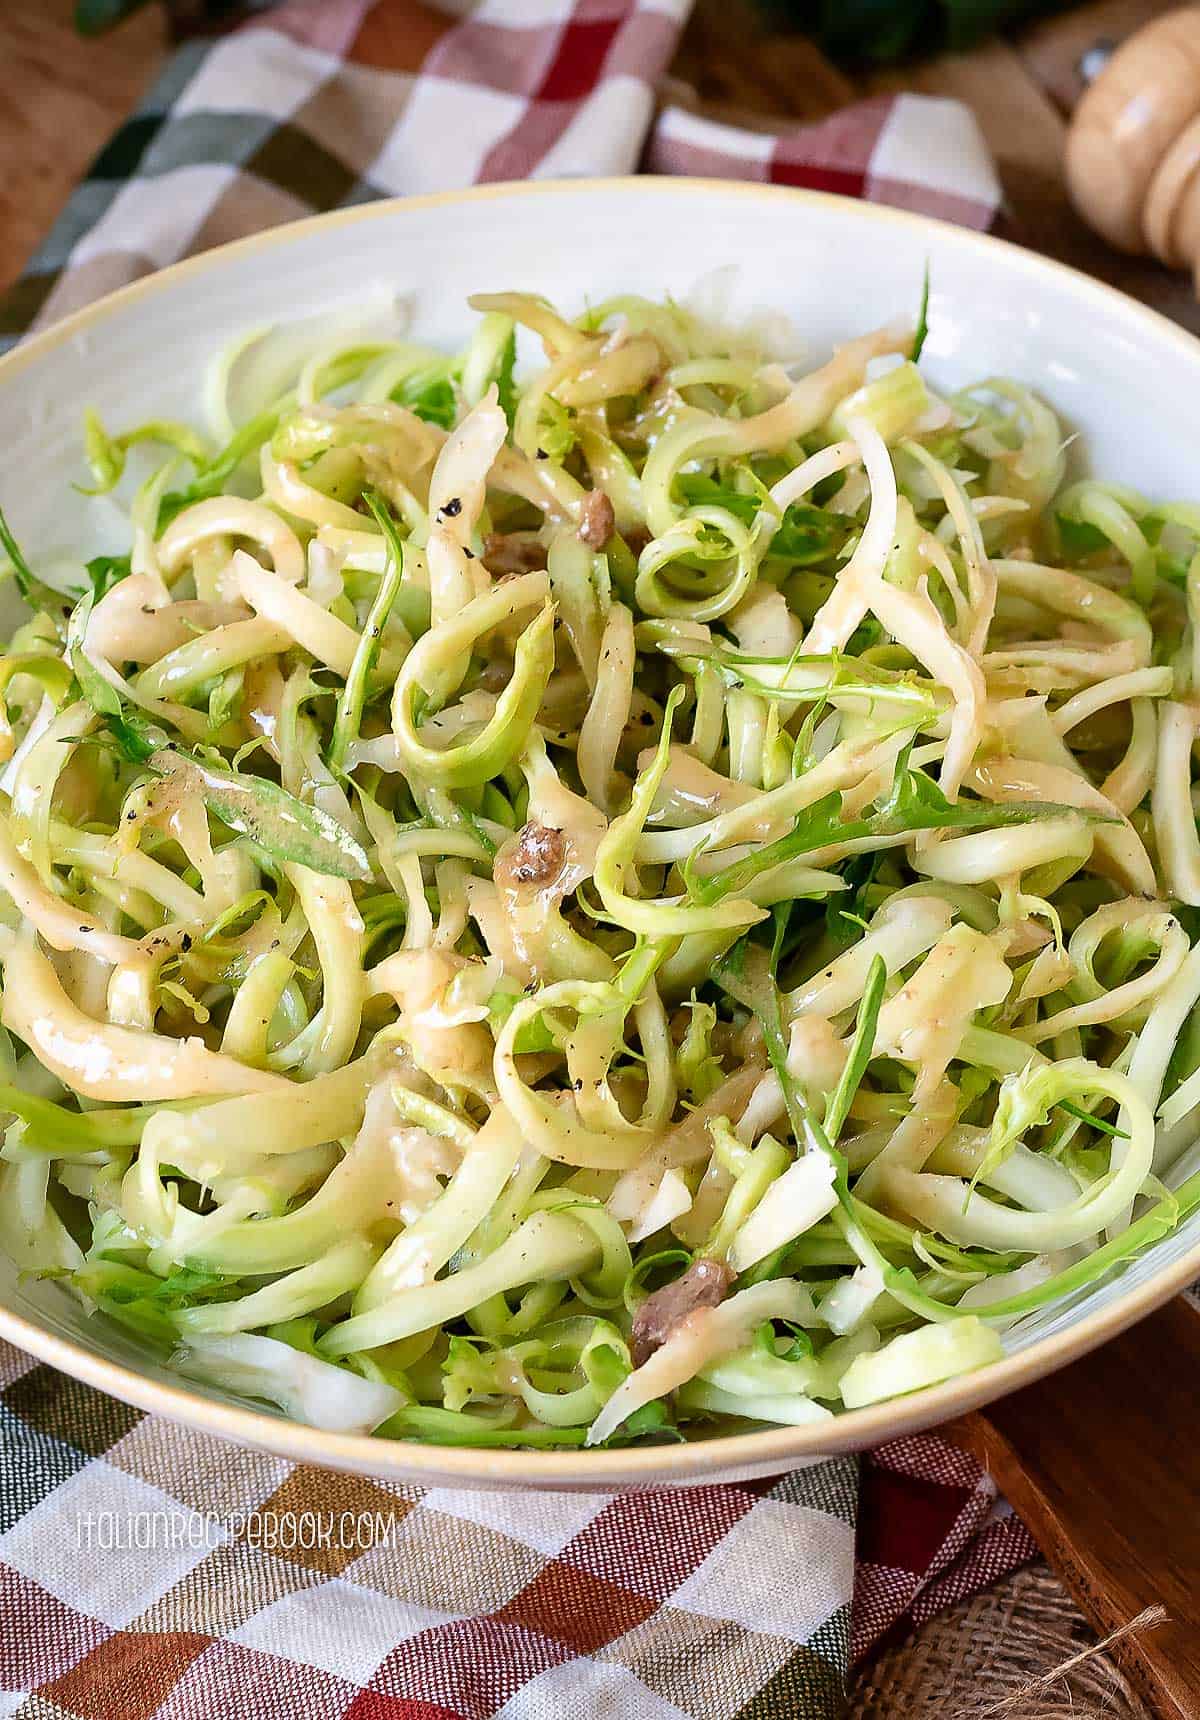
xmin=75 ymin=0 xmax=277 ymax=36
xmin=767 ymin=0 xmax=1066 ymax=64
xmin=74 ymin=0 xmax=153 ymax=33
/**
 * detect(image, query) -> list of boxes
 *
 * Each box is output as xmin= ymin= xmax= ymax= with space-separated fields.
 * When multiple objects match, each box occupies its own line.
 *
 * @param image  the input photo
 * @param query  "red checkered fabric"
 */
xmin=648 ymin=96 xmax=1001 ymax=229
xmin=0 ymin=1337 xmax=1035 ymax=1718
xmin=854 ymin=1438 xmax=1038 ymax=1663
xmin=0 ymin=0 xmax=1003 ymax=345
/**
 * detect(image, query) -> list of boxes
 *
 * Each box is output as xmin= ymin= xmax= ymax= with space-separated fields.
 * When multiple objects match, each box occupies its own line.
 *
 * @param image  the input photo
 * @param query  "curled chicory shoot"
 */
xmin=0 ymin=284 xmax=1193 ymax=1450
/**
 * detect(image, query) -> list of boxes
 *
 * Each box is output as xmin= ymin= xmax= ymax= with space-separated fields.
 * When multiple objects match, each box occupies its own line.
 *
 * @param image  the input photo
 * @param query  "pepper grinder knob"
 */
xmin=1065 ymin=6 xmax=1200 ymax=291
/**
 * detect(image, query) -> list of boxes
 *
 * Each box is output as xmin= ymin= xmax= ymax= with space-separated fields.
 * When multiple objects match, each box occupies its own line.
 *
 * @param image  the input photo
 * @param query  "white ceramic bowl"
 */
xmin=2 ymin=178 xmax=1198 ymax=1490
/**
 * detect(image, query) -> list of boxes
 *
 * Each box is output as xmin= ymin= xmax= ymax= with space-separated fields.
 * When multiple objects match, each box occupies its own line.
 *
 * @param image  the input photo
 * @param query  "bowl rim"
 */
xmin=3 ymin=173 xmax=1200 ymax=1488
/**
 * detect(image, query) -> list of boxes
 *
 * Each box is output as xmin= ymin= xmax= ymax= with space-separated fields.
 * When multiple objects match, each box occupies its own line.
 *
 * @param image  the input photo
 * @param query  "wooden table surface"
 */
xmin=0 ymin=1 xmax=166 ymax=293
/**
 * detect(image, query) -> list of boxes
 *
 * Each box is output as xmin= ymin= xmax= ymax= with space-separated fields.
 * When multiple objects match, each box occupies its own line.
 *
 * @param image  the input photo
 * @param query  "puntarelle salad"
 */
xmin=2 ymin=280 xmax=1200 ymax=1452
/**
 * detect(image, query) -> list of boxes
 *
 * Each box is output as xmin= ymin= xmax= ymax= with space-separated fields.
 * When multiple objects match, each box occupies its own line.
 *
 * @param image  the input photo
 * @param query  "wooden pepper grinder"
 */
xmin=1066 ymin=6 xmax=1200 ymax=292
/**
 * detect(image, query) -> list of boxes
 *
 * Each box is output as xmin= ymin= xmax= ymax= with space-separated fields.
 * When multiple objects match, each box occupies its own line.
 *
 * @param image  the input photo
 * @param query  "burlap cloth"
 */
xmin=850 ymin=1563 xmax=1150 ymax=1719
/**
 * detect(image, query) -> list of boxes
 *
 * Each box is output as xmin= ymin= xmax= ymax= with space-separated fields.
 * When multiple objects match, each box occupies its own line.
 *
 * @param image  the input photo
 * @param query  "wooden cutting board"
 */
xmin=943 ymin=1298 xmax=1200 ymax=1720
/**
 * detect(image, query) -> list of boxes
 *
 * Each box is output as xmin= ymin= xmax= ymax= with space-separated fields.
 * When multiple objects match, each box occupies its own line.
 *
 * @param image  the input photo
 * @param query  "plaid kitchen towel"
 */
xmin=0 ymin=0 xmax=1003 ymax=347
xmin=0 ymin=1337 xmax=1035 ymax=1719
xmin=0 ymin=3 xmax=1027 ymax=1716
